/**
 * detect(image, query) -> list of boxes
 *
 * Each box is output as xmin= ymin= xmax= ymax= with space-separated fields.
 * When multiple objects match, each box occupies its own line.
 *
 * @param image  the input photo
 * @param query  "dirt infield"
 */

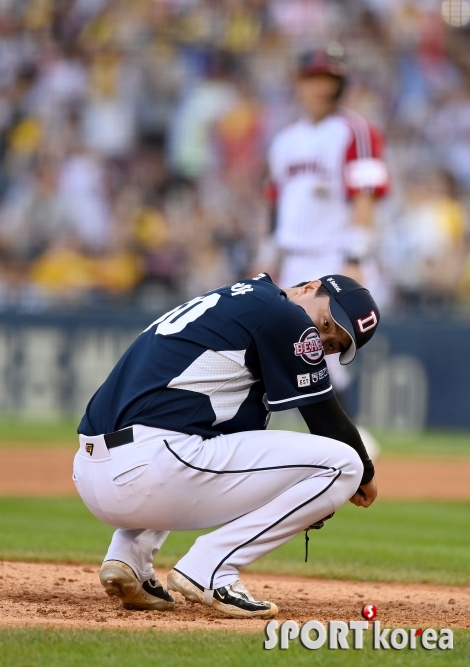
xmin=1 ymin=448 xmax=470 ymax=499
xmin=1 ymin=561 xmax=469 ymax=631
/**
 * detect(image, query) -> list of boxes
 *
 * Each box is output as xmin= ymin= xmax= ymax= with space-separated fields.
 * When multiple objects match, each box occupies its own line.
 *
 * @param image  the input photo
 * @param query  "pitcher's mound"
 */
xmin=1 ymin=561 xmax=469 ymax=631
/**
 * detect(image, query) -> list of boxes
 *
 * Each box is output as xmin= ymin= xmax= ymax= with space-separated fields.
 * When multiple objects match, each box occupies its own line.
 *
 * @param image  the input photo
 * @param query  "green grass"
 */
xmin=1 ymin=498 xmax=469 ymax=585
xmin=371 ymin=430 xmax=470 ymax=459
xmin=0 ymin=417 xmax=78 ymax=447
xmin=269 ymin=413 xmax=470 ymax=459
xmin=247 ymin=500 xmax=470 ymax=585
xmin=0 ymin=498 xmax=114 ymax=564
xmin=0 ymin=628 xmax=468 ymax=667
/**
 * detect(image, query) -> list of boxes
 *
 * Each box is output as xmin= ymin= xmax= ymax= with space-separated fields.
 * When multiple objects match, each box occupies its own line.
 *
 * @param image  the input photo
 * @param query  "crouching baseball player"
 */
xmin=74 ymin=273 xmax=379 ymax=619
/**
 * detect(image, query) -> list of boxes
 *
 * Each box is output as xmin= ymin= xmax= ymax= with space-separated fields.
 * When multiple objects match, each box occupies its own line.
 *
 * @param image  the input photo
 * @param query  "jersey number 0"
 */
xmin=142 ymin=293 xmax=221 ymax=336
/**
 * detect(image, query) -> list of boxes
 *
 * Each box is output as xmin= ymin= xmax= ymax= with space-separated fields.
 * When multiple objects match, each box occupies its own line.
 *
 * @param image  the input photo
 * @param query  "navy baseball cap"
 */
xmin=319 ymin=275 xmax=380 ymax=365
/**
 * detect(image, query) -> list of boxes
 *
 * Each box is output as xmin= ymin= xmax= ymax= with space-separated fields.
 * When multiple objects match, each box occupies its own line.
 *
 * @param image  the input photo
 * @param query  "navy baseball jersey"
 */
xmin=78 ymin=274 xmax=334 ymax=438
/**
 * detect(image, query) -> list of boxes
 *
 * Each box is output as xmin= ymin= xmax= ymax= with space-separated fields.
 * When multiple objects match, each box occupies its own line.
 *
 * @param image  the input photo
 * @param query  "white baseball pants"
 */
xmin=73 ymin=425 xmax=362 ymax=590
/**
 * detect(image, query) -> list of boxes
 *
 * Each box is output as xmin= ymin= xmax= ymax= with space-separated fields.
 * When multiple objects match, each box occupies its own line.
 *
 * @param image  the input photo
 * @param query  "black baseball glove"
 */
xmin=308 ymin=511 xmax=335 ymax=530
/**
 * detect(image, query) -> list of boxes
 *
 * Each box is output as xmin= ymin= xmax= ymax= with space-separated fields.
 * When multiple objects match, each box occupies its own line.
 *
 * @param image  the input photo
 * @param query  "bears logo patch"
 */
xmin=293 ymin=327 xmax=325 ymax=365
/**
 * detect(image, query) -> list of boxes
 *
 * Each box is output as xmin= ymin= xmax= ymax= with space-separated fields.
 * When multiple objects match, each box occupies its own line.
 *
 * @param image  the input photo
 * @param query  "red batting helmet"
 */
xmin=297 ymin=43 xmax=347 ymax=79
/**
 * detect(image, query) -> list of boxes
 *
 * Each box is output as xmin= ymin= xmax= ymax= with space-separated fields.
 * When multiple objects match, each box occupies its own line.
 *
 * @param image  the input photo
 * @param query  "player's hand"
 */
xmin=349 ymin=476 xmax=377 ymax=508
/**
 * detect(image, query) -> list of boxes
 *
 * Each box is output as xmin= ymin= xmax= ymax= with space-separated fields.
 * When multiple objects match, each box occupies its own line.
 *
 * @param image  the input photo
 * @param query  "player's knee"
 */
xmin=346 ymin=446 xmax=363 ymax=474
xmin=337 ymin=446 xmax=363 ymax=499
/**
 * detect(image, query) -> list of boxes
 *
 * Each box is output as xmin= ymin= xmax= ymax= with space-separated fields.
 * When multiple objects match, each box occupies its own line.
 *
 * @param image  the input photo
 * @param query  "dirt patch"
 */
xmin=1 ymin=448 xmax=470 ymax=500
xmin=374 ymin=458 xmax=470 ymax=500
xmin=0 ymin=561 xmax=469 ymax=631
xmin=0 ymin=449 xmax=75 ymax=496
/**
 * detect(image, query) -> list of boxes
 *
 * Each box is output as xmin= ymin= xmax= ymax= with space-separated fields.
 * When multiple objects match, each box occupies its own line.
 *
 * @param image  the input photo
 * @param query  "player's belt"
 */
xmin=104 ymin=427 xmax=134 ymax=450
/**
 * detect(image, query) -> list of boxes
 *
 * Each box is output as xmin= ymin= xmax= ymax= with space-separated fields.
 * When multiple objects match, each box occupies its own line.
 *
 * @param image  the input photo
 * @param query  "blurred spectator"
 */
xmin=0 ymin=161 xmax=73 ymax=260
xmin=33 ymin=44 xmax=88 ymax=120
xmin=389 ymin=170 xmax=467 ymax=309
xmin=212 ymin=78 xmax=264 ymax=180
xmin=58 ymin=150 xmax=111 ymax=252
xmin=0 ymin=0 xmax=466 ymax=313
xmin=94 ymin=243 xmax=142 ymax=296
xmin=268 ymin=0 xmax=342 ymax=49
xmin=30 ymin=237 xmax=95 ymax=305
xmin=133 ymin=204 xmax=186 ymax=290
xmin=82 ymin=48 xmax=138 ymax=157
xmin=425 ymin=85 xmax=470 ymax=188
xmin=169 ymin=50 xmax=239 ymax=179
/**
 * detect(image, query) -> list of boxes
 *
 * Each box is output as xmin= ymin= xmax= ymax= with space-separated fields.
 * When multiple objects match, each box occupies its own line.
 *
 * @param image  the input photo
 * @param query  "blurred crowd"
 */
xmin=0 ymin=0 xmax=469 ymax=312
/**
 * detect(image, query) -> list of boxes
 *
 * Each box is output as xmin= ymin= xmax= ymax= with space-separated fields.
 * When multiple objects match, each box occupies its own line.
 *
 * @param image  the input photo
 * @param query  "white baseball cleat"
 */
xmin=167 ymin=568 xmax=278 ymax=619
xmin=100 ymin=560 xmax=175 ymax=611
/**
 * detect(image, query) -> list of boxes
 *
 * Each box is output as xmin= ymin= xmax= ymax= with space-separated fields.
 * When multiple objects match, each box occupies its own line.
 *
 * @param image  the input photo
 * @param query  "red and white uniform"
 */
xmin=267 ymin=109 xmax=389 ymax=286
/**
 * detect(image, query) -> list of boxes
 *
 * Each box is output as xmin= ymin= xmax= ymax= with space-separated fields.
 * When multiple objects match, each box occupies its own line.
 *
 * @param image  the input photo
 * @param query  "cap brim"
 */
xmin=328 ymin=299 xmax=356 ymax=365
xmin=298 ymin=67 xmax=343 ymax=78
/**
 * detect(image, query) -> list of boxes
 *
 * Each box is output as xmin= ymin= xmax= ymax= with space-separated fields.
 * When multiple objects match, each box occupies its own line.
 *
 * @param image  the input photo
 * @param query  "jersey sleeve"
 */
xmin=343 ymin=117 xmax=390 ymax=199
xmin=253 ymin=294 xmax=334 ymax=411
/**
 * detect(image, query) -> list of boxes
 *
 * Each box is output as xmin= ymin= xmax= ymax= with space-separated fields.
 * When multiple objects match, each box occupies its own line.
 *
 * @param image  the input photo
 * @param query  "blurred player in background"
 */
xmin=257 ymin=43 xmax=390 ymax=402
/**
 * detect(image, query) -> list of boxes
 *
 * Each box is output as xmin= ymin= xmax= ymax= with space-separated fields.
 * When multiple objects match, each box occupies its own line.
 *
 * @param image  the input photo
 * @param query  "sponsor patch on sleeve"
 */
xmin=311 ymin=367 xmax=329 ymax=383
xmin=297 ymin=373 xmax=311 ymax=388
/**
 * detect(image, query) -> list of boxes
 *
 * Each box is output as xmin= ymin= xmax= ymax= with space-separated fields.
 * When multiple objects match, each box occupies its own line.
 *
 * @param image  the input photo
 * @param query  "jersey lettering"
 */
xmin=142 ymin=293 xmax=221 ymax=336
xmin=231 ymin=283 xmax=254 ymax=296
